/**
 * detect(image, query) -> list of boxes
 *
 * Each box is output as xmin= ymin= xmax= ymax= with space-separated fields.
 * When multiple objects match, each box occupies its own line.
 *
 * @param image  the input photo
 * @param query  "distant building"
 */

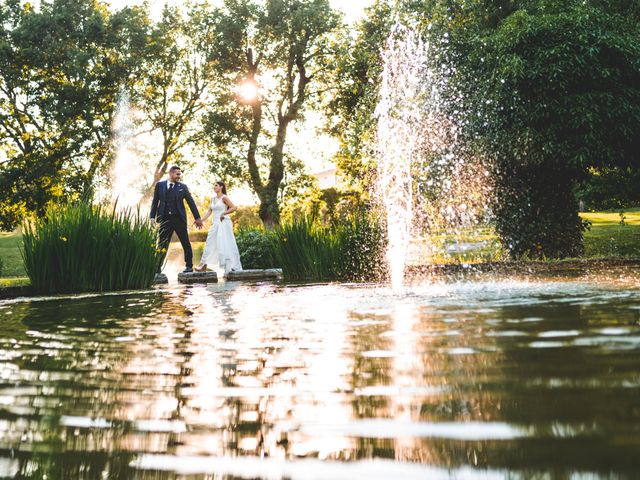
xmin=314 ymin=168 xmax=338 ymax=189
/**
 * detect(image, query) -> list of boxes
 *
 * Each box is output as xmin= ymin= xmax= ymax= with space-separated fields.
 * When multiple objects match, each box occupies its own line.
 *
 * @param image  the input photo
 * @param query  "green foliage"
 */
xmin=201 ymin=0 xmax=342 ymax=227
xmin=0 ymin=0 xmax=151 ymax=230
xmin=492 ymin=162 xmax=586 ymax=258
xmin=333 ymin=209 xmax=387 ymax=281
xmin=619 ymin=210 xmax=627 ymax=226
xmin=575 ymin=167 xmax=640 ymax=211
xmin=132 ymin=4 xmax=216 ymax=188
xmin=471 ymin=7 xmax=640 ymax=172
xmin=234 ymin=206 xmax=263 ymax=230
xmin=236 ymin=229 xmax=277 ymax=269
xmin=332 ymin=1 xmax=640 ymax=260
xmin=271 ymin=217 xmax=335 ymax=280
xmin=325 ymin=0 xmax=394 ymax=193
xmin=444 ymin=2 xmax=640 ymax=258
xmin=22 ymin=203 xmax=164 ymax=294
xmin=271 ymin=210 xmax=386 ymax=281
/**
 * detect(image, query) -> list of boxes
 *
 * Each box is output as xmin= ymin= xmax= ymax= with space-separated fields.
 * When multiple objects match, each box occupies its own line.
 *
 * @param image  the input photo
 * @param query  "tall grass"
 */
xmin=22 ymin=203 xmax=164 ymax=294
xmin=333 ymin=210 xmax=387 ymax=281
xmin=271 ymin=211 xmax=387 ymax=282
xmin=272 ymin=217 xmax=338 ymax=280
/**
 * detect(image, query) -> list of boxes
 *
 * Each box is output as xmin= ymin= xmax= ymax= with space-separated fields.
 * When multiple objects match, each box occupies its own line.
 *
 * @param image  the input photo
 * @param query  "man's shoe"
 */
xmin=183 ymin=267 xmax=193 ymax=273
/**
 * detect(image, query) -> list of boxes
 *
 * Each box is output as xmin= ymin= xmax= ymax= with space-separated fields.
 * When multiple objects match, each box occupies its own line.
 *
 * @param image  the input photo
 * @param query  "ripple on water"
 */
xmin=2 ymin=277 xmax=640 ymax=478
xmin=537 ymin=330 xmax=581 ymax=338
xmin=130 ymin=455 xmax=511 ymax=479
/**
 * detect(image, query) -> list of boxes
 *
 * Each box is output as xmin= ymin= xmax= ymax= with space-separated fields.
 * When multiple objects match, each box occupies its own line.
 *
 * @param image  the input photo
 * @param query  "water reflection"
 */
xmin=1 ymin=274 xmax=640 ymax=478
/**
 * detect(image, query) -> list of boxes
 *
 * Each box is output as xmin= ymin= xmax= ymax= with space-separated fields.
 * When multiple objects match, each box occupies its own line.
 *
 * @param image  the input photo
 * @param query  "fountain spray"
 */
xmin=376 ymin=22 xmax=431 ymax=290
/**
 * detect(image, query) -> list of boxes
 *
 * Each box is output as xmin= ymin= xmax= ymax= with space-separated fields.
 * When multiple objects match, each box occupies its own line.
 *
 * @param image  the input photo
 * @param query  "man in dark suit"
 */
xmin=149 ymin=166 xmax=203 ymax=273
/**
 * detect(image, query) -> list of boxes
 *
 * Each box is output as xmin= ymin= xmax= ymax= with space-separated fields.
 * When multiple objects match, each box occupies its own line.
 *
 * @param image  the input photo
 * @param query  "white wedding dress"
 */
xmin=200 ymin=196 xmax=243 ymax=273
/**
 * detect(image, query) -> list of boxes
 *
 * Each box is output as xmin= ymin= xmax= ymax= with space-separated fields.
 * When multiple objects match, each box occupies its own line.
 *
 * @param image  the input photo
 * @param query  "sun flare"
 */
xmin=237 ymin=80 xmax=259 ymax=102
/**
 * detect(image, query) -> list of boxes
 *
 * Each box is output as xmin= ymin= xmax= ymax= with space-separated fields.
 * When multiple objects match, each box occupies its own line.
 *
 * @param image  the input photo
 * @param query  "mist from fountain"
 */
xmin=108 ymin=91 xmax=149 ymax=212
xmin=376 ymin=22 xmax=493 ymax=290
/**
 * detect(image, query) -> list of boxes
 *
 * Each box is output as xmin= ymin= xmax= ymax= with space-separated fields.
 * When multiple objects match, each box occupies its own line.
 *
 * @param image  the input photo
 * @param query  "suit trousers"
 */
xmin=157 ymin=214 xmax=193 ymax=270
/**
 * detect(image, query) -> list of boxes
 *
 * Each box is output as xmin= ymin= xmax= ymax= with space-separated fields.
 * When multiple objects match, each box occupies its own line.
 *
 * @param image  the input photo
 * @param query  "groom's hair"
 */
xmin=169 ymin=165 xmax=181 ymax=172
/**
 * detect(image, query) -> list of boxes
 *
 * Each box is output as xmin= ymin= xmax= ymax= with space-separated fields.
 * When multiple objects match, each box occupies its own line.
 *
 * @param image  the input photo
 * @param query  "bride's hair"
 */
xmin=215 ymin=181 xmax=227 ymax=194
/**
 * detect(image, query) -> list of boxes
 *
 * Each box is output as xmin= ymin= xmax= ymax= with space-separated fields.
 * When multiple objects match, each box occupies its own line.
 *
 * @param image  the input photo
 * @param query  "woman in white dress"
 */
xmin=194 ymin=181 xmax=243 ymax=273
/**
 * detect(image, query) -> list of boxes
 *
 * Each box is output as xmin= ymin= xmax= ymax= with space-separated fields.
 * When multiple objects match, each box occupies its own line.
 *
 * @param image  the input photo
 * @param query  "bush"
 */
xmin=493 ymin=162 xmax=586 ymax=259
xmin=22 ymin=203 xmax=164 ymax=294
xmin=236 ymin=229 xmax=277 ymax=269
xmin=456 ymin=6 xmax=640 ymax=259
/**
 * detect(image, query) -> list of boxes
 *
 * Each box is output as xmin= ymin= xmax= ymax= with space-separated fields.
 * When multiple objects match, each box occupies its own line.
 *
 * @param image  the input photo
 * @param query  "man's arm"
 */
xmin=149 ymin=182 xmax=160 ymax=221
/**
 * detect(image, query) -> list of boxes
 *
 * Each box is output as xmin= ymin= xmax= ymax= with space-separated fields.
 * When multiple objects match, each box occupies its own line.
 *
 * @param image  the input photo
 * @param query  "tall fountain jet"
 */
xmin=376 ymin=22 xmax=432 ymax=290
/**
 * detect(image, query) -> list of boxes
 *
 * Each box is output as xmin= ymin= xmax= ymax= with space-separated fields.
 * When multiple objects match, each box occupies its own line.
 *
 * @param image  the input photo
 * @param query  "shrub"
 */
xmin=22 ymin=203 xmax=164 ymax=294
xmin=236 ymin=229 xmax=277 ymax=269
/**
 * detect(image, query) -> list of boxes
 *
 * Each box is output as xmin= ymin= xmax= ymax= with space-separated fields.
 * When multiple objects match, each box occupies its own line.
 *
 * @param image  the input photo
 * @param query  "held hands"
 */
xmin=193 ymin=219 xmax=204 ymax=230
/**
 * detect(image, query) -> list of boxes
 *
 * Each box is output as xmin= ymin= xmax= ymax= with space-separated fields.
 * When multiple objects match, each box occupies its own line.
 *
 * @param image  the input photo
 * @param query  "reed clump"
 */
xmin=22 ymin=203 xmax=164 ymax=294
xmin=271 ymin=211 xmax=387 ymax=282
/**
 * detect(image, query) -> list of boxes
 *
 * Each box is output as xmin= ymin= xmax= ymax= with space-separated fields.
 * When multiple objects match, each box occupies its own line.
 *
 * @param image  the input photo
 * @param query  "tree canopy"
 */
xmin=1 ymin=0 xmax=638 ymax=260
xmin=201 ymin=0 xmax=342 ymax=227
xmin=329 ymin=0 xmax=640 ymax=258
xmin=0 ymin=0 xmax=149 ymax=230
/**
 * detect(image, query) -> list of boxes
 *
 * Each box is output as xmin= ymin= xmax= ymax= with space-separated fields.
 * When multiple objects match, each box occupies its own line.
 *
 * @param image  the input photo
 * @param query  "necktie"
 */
xmin=167 ymin=183 xmax=174 ymax=214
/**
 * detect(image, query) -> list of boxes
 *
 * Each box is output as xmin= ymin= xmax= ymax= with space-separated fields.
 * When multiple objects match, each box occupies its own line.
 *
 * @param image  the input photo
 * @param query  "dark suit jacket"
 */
xmin=149 ymin=181 xmax=201 ymax=223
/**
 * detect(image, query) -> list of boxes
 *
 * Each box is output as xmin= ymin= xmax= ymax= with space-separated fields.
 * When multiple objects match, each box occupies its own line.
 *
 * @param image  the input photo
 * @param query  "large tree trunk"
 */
xmin=244 ymin=45 xmax=308 ymax=229
xmin=258 ymin=191 xmax=280 ymax=229
xmin=493 ymin=160 xmax=584 ymax=259
xmin=257 ymin=121 xmax=288 ymax=228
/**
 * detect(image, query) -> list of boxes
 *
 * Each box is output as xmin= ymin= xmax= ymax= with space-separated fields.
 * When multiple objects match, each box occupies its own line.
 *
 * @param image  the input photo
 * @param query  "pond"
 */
xmin=1 ymin=271 xmax=640 ymax=479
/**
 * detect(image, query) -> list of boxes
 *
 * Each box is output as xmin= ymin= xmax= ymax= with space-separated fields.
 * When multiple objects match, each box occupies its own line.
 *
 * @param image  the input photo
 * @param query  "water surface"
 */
xmin=1 ymin=273 xmax=640 ymax=479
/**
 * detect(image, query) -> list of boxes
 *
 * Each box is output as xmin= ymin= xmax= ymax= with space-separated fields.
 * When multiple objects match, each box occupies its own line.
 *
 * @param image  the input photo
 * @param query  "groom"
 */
xmin=149 ymin=166 xmax=203 ymax=273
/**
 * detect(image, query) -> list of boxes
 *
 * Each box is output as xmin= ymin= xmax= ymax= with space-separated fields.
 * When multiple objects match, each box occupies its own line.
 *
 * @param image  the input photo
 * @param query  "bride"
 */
xmin=194 ymin=181 xmax=243 ymax=273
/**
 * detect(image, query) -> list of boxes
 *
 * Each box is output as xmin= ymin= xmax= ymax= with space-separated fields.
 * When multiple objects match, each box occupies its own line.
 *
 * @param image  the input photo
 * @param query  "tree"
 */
xmin=459 ymin=5 xmax=640 ymax=257
xmin=132 ymin=4 xmax=216 ymax=194
xmin=325 ymin=0 xmax=398 ymax=194
xmin=332 ymin=0 xmax=640 ymax=258
xmin=202 ymin=0 xmax=341 ymax=228
xmin=575 ymin=166 xmax=640 ymax=211
xmin=0 ymin=0 xmax=150 ymax=230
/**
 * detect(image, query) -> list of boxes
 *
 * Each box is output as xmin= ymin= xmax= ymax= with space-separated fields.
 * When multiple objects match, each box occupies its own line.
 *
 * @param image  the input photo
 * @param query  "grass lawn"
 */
xmin=1 ymin=208 xmax=640 ymax=285
xmin=581 ymin=208 xmax=640 ymax=258
xmin=0 ymin=230 xmax=25 ymax=277
xmin=412 ymin=209 xmax=640 ymax=264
